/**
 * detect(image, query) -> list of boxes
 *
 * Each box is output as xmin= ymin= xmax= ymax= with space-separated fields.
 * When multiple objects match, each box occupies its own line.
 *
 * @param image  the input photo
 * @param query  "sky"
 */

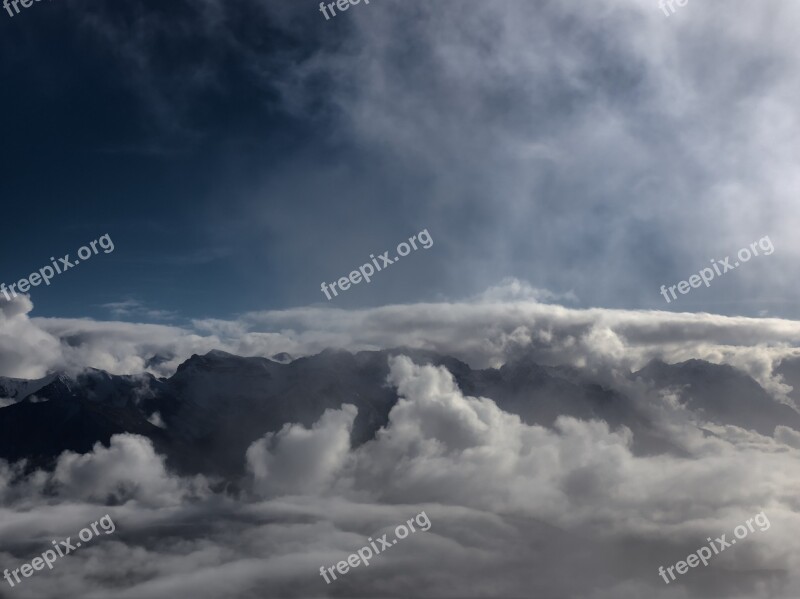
xmin=4 ymin=4 xmax=800 ymax=597
xmin=1 ymin=0 xmax=798 ymax=325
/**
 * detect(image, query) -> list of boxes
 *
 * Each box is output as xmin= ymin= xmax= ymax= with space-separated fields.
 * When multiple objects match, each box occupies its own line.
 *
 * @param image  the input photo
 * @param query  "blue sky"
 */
xmin=0 ymin=0 xmax=796 ymax=323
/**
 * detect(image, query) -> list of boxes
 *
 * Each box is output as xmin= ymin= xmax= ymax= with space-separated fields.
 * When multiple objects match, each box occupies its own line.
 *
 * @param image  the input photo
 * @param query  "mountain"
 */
xmin=0 ymin=392 xmax=171 ymax=472
xmin=0 ymin=373 xmax=60 ymax=406
xmin=0 ymin=350 xmax=797 ymax=477
xmin=633 ymin=359 xmax=800 ymax=435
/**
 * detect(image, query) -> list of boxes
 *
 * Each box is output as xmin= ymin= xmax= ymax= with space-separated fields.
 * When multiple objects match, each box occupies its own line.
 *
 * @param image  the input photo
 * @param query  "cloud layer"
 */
xmin=1 ymin=355 xmax=799 ymax=598
xmin=4 ymin=282 xmax=800 ymax=407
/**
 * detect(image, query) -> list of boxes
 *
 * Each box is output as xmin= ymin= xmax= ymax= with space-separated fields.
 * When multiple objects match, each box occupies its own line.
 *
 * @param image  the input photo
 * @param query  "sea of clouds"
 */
xmin=2 ymin=289 xmax=800 ymax=596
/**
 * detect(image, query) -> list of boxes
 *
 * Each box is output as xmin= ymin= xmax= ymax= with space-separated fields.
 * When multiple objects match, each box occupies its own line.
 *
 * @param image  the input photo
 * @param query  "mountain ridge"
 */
xmin=0 ymin=350 xmax=795 ymax=477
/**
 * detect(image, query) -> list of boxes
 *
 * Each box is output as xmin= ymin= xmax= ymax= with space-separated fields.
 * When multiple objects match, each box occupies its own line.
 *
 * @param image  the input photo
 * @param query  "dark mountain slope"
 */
xmin=0 ymin=350 xmax=795 ymax=477
xmin=634 ymin=359 xmax=800 ymax=435
xmin=0 ymin=395 xmax=171 ymax=472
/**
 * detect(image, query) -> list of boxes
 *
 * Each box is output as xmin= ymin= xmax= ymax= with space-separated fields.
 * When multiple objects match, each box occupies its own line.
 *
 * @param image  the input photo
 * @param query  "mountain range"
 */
xmin=1 ymin=349 xmax=798 ymax=477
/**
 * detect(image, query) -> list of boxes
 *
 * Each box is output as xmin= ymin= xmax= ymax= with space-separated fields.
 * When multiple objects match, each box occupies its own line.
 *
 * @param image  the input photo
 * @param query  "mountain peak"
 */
xmin=175 ymin=350 xmax=235 ymax=373
xmin=270 ymin=352 xmax=293 ymax=364
xmin=205 ymin=349 xmax=236 ymax=359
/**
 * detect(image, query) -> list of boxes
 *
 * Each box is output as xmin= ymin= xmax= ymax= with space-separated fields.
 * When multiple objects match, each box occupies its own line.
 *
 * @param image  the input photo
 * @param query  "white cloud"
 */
xmin=100 ymin=299 xmax=178 ymax=321
xmin=247 ymin=405 xmax=356 ymax=498
xmin=52 ymin=435 xmax=208 ymax=507
xmin=4 ymin=284 xmax=800 ymax=407
xmin=1 ymin=354 xmax=800 ymax=597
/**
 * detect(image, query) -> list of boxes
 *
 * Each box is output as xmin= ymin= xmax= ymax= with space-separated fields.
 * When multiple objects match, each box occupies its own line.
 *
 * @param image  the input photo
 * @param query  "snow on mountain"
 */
xmin=0 ymin=373 xmax=59 ymax=407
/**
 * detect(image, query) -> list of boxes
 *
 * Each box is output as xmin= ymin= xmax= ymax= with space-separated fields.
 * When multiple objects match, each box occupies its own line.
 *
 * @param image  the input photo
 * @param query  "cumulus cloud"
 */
xmin=2 ymin=355 xmax=800 ymax=598
xmin=261 ymin=357 xmax=800 ymax=537
xmin=52 ymin=435 xmax=209 ymax=508
xmin=247 ymin=405 xmax=356 ymax=498
xmin=254 ymin=356 xmax=800 ymax=597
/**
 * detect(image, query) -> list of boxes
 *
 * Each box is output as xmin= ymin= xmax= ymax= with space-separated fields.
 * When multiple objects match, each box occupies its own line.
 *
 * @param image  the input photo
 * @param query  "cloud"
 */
xmin=247 ymin=405 xmax=356 ymax=498
xmin=252 ymin=0 xmax=800 ymax=311
xmin=100 ymin=300 xmax=178 ymax=322
xmin=52 ymin=435 xmax=209 ymax=507
xmin=52 ymin=0 xmax=800 ymax=313
xmin=279 ymin=357 xmax=800 ymax=535
xmin=2 ymin=355 xmax=800 ymax=597
xmin=473 ymin=277 xmax=579 ymax=304
xmin=4 ymin=282 xmax=800 ymax=406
